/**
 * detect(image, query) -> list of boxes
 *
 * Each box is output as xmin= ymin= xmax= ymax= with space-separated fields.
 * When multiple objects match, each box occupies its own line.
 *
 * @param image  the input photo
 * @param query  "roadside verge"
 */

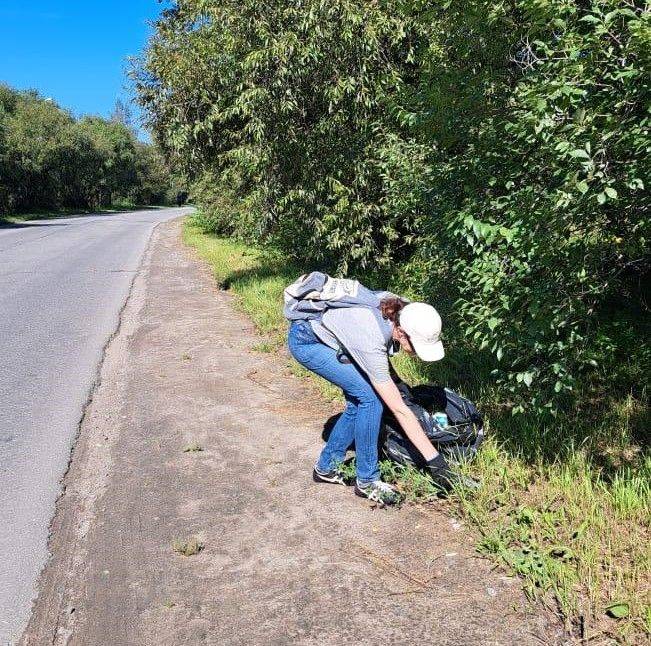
xmin=22 ymin=217 xmax=560 ymax=645
xmin=183 ymin=217 xmax=650 ymax=643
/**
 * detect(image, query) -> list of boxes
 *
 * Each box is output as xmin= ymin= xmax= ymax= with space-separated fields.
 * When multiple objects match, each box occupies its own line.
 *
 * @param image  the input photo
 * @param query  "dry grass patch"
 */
xmin=172 ymin=536 xmax=204 ymax=556
xmin=183 ymin=441 xmax=203 ymax=453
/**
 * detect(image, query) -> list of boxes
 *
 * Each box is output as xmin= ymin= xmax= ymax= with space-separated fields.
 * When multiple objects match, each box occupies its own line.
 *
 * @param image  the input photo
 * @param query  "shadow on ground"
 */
xmin=0 ymin=205 xmax=167 ymax=228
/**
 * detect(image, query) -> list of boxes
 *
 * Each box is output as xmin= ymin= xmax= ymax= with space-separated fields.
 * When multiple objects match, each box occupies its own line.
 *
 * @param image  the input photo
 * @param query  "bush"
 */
xmin=134 ymin=0 xmax=649 ymax=421
xmin=418 ymin=1 xmax=650 ymax=415
xmin=0 ymin=84 xmax=177 ymax=213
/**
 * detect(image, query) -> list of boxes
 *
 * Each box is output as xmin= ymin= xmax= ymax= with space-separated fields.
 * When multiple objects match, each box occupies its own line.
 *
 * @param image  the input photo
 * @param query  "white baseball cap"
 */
xmin=399 ymin=302 xmax=445 ymax=362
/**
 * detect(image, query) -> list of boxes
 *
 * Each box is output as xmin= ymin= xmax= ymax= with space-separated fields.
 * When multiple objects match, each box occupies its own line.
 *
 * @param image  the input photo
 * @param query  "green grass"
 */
xmin=183 ymin=215 xmax=650 ymax=642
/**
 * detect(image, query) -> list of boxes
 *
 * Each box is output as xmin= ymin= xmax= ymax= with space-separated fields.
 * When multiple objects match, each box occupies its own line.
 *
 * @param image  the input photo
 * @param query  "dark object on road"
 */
xmin=176 ymin=190 xmax=189 ymax=206
xmin=382 ymin=383 xmax=484 ymax=467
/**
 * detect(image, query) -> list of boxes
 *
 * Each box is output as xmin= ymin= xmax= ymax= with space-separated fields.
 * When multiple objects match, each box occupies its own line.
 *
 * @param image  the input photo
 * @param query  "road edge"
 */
xmin=17 ymin=217 xmax=172 ymax=645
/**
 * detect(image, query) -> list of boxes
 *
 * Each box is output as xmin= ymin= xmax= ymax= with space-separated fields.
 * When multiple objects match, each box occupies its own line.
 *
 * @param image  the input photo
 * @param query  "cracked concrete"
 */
xmin=20 ymin=218 xmax=564 ymax=645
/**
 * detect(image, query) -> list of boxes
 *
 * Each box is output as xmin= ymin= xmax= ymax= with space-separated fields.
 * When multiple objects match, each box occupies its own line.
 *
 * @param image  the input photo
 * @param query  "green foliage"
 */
xmin=134 ymin=0 xmax=430 ymax=272
xmin=76 ymin=116 xmax=139 ymax=206
xmin=418 ymin=1 xmax=650 ymax=415
xmin=0 ymin=84 xmax=176 ymax=214
xmin=132 ymin=141 xmax=171 ymax=205
xmin=136 ymin=0 xmax=649 ymax=420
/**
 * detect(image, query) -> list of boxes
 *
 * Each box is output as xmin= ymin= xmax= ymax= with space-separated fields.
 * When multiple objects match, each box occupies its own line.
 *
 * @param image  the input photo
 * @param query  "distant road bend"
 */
xmin=0 ymin=207 xmax=192 ymax=644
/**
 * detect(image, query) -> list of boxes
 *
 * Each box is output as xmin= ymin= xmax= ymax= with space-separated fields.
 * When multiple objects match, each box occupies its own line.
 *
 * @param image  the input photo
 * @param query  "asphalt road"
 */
xmin=0 ymin=207 xmax=192 ymax=644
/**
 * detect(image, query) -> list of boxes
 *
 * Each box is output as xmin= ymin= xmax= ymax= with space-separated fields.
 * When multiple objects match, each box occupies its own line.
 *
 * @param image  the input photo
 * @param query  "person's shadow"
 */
xmin=321 ymin=413 xmax=389 ymax=454
xmin=321 ymin=413 xmax=342 ymax=443
xmin=320 ymin=414 xmax=357 ymax=473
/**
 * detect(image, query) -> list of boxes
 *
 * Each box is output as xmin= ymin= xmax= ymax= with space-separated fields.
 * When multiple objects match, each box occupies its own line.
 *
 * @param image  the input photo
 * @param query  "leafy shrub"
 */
xmin=419 ymin=1 xmax=650 ymax=413
xmin=135 ymin=0 xmax=649 ymax=420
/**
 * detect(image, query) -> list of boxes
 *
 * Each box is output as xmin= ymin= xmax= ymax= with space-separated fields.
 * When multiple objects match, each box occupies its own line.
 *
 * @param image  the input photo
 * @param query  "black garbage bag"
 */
xmin=382 ymin=382 xmax=484 ymax=466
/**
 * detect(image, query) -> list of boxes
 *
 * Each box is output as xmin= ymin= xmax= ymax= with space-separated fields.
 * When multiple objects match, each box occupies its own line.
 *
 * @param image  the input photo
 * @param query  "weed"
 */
xmin=172 ymin=536 xmax=204 ymax=556
xmin=181 ymin=352 xmax=192 ymax=361
xmin=334 ymin=458 xmax=356 ymax=483
xmin=252 ymin=341 xmax=276 ymax=353
xmin=380 ymin=460 xmax=441 ymax=502
xmin=183 ymin=442 xmax=203 ymax=453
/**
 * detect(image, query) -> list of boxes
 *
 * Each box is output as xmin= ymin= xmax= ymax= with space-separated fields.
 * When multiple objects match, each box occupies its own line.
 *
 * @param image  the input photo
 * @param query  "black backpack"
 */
xmin=382 ymin=382 xmax=484 ymax=466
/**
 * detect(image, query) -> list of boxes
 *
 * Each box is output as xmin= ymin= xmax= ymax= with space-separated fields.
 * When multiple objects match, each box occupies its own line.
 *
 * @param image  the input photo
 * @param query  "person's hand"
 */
xmin=425 ymin=454 xmax=455 ymax=490
xmin=426 ymin=454 xmax=479 ymax=492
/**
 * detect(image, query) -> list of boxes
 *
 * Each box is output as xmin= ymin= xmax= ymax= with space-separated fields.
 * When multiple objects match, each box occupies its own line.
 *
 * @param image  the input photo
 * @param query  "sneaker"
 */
xmin=354 ymin=480 xmax=401 ymax=506
xmin=312 ymin=465 xmax=348 ymax=486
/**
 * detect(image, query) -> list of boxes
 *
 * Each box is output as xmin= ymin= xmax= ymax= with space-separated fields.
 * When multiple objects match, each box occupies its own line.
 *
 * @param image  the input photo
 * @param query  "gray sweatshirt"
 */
xmin=284 ymin=272 xmax=399 ymax=382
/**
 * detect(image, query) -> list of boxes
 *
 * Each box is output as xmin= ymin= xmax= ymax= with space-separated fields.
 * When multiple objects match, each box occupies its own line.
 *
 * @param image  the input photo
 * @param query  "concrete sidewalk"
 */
xmin=21 ymin=218 xmax=562 ymax=645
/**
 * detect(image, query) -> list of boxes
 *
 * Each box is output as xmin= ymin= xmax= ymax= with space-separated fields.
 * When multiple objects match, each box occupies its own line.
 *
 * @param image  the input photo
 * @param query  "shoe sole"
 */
xmin=312 ymin=470 xmax=348 ymax=486
xmin=354 ymin=484 xmax=399 ymax=505
xmin=353 ymin=484 xmax=368 ymax=498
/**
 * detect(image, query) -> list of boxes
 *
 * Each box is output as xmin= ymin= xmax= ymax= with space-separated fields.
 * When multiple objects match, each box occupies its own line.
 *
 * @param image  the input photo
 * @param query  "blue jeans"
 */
xmin=287 ymin=320 xmax=382 ymax=483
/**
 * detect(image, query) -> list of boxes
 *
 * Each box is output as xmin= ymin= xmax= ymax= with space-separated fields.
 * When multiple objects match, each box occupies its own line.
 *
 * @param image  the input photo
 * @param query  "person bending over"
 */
xmin=285 ymin=273 xmax=459 ymax=505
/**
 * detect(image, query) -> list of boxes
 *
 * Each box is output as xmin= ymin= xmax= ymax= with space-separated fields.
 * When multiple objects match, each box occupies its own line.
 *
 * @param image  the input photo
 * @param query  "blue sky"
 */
xmin=0 ymin=1 xmax=169 ymax=139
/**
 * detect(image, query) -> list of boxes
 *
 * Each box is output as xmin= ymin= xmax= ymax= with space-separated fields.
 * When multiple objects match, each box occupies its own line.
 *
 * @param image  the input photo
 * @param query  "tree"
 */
xmin=134 ymin=0 xmax=649 ymax=414
xmin=131 ymin=141 xmax=169 ymax=204
xmin=77 ymin=117 xmax=138 ymax=206
xmin=0 ymin=83 xmax=176 ymax=213
xmin=111 ymin=98 xmax=134 ymax=130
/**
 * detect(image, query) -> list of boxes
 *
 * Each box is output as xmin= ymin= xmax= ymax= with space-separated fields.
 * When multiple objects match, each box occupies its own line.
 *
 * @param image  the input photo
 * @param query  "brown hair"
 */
xmin=380 ymin=296 xmax=408 ymax=324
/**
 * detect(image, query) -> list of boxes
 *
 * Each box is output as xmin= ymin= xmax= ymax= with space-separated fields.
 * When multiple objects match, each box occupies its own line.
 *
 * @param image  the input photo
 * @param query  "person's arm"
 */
xmin=372 ymin=379 xmax=439 ymax=461
xmin=321 ymin=309 xmax=439 ymax=462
